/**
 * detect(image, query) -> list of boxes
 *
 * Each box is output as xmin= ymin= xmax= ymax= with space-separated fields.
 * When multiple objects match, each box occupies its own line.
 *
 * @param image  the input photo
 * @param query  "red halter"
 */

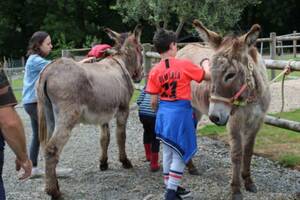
xmin=210 ymin=83 xmax=248 ymax=106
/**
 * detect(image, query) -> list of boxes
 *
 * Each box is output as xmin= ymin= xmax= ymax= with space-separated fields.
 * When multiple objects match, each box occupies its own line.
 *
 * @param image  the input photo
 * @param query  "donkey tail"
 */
xmin=38 ymin=107 xmax=47 ymax=148
xmin=37 ymin=73 xmax=51 ymax=147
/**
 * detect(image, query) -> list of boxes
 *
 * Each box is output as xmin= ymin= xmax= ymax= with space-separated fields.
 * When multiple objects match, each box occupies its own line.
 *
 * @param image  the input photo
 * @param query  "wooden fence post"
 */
xmin=61 ymin=49 xmax=67 ymax=57
xmin=21 ymin=56 xmax=25 ymax=67
xmin=260 ymin=41 xmax=264 ymax=55
xmin=143 ymin=43 xmax=152 ymax=84
xmin=270 ymin=32 xmax=276 ymax=80
xmin=293 ymin=30 xmax=297 ymax=58
xmin=3 ymin=58 xmax=12 ymax=84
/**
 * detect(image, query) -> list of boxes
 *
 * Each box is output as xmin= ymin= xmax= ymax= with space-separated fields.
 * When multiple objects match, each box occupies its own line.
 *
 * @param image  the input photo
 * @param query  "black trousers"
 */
xmin=139 ymin=116 xmax=160 ymax=153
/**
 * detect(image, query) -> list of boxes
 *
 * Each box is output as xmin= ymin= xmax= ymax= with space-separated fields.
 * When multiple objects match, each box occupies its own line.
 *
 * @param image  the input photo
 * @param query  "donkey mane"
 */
xmin=217 ymin=36 xmax=258 ymax=64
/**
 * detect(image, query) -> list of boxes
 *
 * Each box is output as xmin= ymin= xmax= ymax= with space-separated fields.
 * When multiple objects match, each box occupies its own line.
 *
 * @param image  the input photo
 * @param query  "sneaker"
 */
xmin=165 ymin=189 xmax=182 ymax=200
xmin=56 ymin=167 xmax=73 ymax=177
xmin=176 ymin=186 xmax=191 ymax=198
xmin=30 ymin=167 xmax=45 ymax=178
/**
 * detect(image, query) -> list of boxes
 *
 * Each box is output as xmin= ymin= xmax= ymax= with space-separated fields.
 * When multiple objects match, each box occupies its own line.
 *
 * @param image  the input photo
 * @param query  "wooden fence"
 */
xmin=256 ymin=31 xmax=299 ymax=79
xmin=257 ymin=31 xmax=299 ymax=58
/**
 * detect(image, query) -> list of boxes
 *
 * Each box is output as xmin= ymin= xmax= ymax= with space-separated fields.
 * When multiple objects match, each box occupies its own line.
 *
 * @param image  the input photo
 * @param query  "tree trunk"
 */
xmin=155 ymin=23 xmax=160 ymax=31
xmin=175 ymin=19 xmax=185 ymax=37
xmin=163 ymin=19 xmax=168 ymax=29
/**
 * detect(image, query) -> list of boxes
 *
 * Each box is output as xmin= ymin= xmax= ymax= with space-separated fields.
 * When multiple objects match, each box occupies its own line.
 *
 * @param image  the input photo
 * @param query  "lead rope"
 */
xmin=269 ymin=60 xmax=293 ymax=113
xmin=280 ymin=71 xmax=286 ymax=113
xmin=111 ymin=57 xmax=133 ymax=92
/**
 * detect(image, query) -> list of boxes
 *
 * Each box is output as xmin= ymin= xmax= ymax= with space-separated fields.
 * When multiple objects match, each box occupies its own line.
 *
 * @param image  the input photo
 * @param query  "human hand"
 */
xmin=284 ymin=65 xmax=292 ymax=75
xmin=201 ymin=59 xmax=210 ymax=72
xmin=201 ymin=59 xmax=211 ymax=80
xmin=15 ymin=158 xmax=32 ymax=180
xmin=78 ymin=57 xmax=96 ymax=64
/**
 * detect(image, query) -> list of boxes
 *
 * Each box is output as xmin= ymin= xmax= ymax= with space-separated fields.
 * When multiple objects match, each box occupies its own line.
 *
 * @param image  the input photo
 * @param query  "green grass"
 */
xmin=11 ymin=78 xmax=23 ymax=102
xmin=198 ymin=109 xmax=300 ymax=169
xmin=268 ymin=69 xmax=300 ymax=81
xmin=275 ymin=54 xmax=300 ymax=61
xmin=198 ymin=124 xmax=226 ymax=137
xmin=271 ymin=108 xmax=300 ymax=121
xmin=130 ymin=89 xmax=141 ymax=104
xmin=278 ymin=154 xmax=300 ymax=168
xmin=130 ymin=79 xmax=145 ymax=104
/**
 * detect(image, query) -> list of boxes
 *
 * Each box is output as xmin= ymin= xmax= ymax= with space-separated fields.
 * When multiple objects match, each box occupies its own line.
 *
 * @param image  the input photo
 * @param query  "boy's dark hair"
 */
xmin=26 ymin=31 xmax=49 ymax=57
xmin=153 ymin=29 xmax=177 ymax=54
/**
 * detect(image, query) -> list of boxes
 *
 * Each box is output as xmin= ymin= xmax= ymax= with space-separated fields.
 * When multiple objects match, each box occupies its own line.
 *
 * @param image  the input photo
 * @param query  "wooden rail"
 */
xmin=257 ymin=35 xmax=300 ymax=42
xmin=144 ymin=51 xmax=300 ymax=72
xmin=264 ymin=59 xmax=300 ymax=71
xmin=265 ymin=115 xmax=300 ymax=132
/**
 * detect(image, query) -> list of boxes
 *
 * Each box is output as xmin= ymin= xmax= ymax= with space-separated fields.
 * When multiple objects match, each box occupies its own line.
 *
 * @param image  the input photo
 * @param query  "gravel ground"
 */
xmin=3 ymin=79 xmax=300 ymax=200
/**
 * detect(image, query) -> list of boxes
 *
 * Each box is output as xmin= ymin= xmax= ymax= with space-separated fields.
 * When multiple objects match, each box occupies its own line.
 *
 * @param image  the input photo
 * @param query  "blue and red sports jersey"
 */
xmin=146 ymin=57 xmax=205 ymax=101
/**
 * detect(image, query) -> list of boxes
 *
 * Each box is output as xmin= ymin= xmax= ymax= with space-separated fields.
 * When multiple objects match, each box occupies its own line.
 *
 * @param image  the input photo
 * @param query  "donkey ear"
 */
xmin=133 ymin=24 xmax=142 ymax=42
xmin=240 ymin=24 xmax=261 ymax=47
xmin=104 ymin=28 xmax=121 ymax=42
xmin=192 ymin=19 xmax=222 ymax=49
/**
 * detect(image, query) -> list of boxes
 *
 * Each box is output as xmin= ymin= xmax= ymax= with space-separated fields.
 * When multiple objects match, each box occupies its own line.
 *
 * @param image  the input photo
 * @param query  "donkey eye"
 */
xmin=224 ymin=73 xmax=236 ymax=82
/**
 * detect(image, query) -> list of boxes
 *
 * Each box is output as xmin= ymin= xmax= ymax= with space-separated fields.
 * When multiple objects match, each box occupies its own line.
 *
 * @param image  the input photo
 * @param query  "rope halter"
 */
xmin=210 ymin=58 xmax=256 ymax=106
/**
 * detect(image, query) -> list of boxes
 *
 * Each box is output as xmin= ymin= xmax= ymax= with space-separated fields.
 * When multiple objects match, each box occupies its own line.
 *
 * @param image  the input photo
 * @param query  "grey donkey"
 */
xmin=37 ymin=25 xmax=143 ymax=199
xmin=178 ymin=20 xmax=270 ymax=200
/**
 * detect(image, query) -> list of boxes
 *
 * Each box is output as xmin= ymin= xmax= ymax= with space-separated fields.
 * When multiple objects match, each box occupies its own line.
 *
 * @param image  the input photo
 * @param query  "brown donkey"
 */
xmin=179 ymin=21 xmax=270 ymax=200
xmin=37 ymin=26 xmax=143 ymax=199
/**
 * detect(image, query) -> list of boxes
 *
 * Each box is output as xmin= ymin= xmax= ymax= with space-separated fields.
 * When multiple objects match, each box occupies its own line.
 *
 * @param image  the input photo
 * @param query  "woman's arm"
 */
xmin=77 ymin=57 xmax=96 ymax=64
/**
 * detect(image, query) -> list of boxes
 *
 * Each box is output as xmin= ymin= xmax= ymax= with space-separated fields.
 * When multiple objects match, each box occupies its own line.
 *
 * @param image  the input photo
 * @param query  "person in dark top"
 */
xmin=0 ymin=68 xmax=32 ymax=199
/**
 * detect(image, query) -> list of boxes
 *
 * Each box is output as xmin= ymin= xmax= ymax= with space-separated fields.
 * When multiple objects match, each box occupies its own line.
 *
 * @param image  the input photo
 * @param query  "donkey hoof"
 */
xmin=100 ymin=163 xmax=108 ymax=171
xmin=45 ymin=180 xmax=61 ymax=199
xmin=245 ymin=183 xmax=257 ymax=193
xmin=121 ymin=159 xmax=133 ymax=169
xmin=231 ymin=193 xmax=243 ymax=200
xmin=188 ymin=167 xmax=201 ymax=176
xmin=45 ymin=187 xmax=61 ymax=199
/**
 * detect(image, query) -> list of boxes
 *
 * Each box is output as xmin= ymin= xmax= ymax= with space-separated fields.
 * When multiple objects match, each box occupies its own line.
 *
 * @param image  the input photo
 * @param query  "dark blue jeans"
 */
xmin=24 ymin=103 xmax=39 ymax=167
xmin=0 ymin=150 xmax=5 ymax=200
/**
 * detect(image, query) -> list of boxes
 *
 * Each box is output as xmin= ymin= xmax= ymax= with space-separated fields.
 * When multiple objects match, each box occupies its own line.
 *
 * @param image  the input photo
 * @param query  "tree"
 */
xmin=240 ymin=0 xmax=300 ymax=37
xmin=114 ymin=0 xmax=260 ymax=36
xmin=0 ymin=0 xmax=49 ymax=57
xmin=0 ymin=0 xmax=127 ymax=59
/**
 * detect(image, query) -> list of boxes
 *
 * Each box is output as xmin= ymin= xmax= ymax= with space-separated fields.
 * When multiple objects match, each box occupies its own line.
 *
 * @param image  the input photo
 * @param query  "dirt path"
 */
xmin=3 ymin=79 xmax=300 ymax=200
xmin=268 ymin=79 xmax=300 ymax=113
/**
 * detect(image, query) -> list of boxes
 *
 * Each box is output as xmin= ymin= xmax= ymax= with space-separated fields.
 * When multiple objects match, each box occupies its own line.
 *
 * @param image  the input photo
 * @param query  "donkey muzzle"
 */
xmin=208 ymin=102 xmax=230 ymax=126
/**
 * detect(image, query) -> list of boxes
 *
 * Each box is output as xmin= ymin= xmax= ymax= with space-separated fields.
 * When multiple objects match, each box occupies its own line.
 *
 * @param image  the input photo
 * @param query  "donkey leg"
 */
xmin=116 ymin=109 xmax=132 ymax=169
xmin=99 ymin=123 xmax=110 ymax=171
xmin=242 ymin=123 xmax=261 ymax=193
xmin=229 ymin=128 xmax=243 ymax=200
xmin=44 ymin=112 xmax=77 ymax=199
xmin=44 ymin=141 xmax=61 ymax=199
xmin=187 ymin=159 xmax=200 ymax=176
